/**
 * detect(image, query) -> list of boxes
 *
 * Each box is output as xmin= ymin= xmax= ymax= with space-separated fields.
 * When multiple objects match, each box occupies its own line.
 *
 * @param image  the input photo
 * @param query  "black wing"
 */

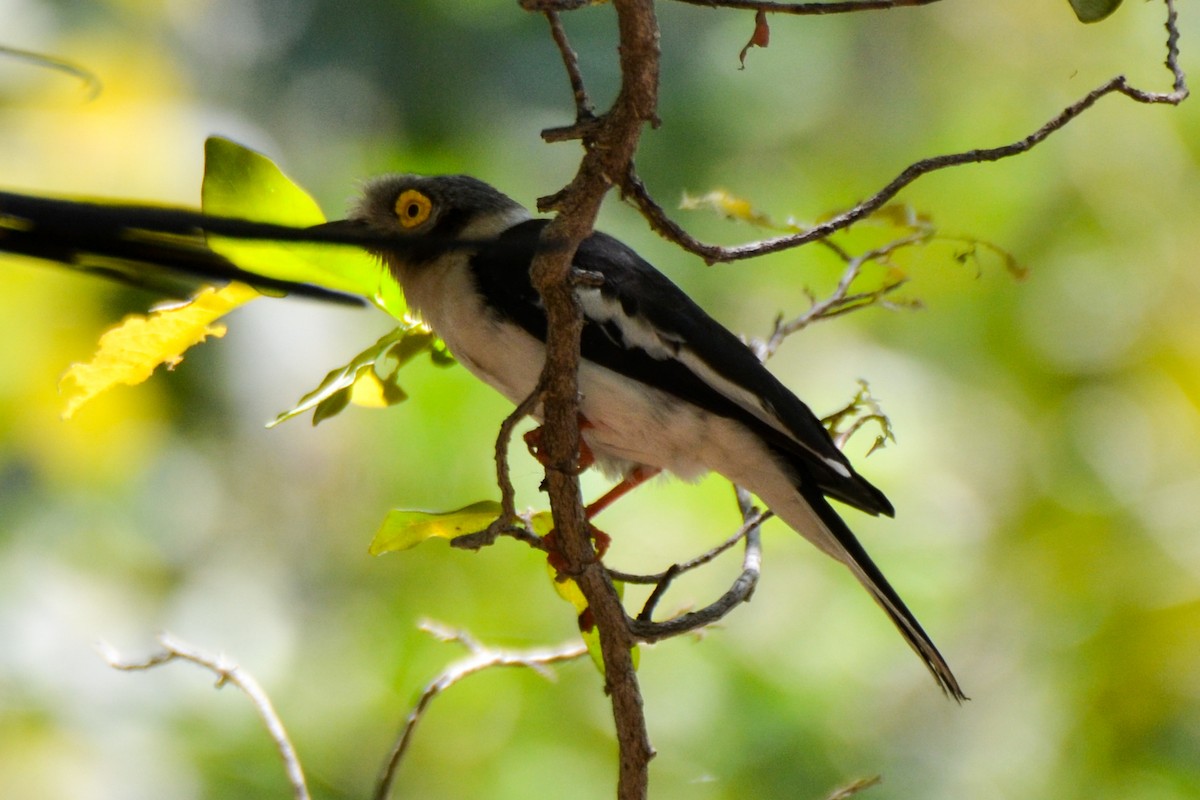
xmin=469 ymin=219 xmax=892 ymax=516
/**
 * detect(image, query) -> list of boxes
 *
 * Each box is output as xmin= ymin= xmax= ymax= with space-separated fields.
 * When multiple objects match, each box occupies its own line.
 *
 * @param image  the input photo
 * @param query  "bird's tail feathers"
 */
xmin=772 ymin=484 xmax=967 ymax=702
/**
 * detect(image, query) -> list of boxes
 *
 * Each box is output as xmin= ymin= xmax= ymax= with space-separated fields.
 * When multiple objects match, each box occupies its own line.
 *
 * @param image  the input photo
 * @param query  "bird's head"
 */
xmin=341 ymin=174 xmax=531 ymax=279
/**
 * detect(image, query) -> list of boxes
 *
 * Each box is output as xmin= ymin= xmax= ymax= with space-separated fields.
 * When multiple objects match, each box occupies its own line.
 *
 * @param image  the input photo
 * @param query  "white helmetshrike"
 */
xmin=348 ymin=175 xmax=963 ymax=700
xmin=0 ymin=175 xmax=964 ymax=699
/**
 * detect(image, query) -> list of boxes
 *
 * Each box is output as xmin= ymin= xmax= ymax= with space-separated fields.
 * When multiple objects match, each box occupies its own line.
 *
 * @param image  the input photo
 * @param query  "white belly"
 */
xmin=400 ymin=254 xmax=790 ymax=494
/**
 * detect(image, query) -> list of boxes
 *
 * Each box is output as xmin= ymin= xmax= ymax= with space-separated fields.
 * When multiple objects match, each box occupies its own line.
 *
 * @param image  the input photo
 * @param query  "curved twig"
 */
xmin=0 ymin=44 xmax=102 ymax=99
xmin=374 ymin=621 xmax=587 ymax=800
xmin=628 ymin=488 xmax=765 ymax=640
xmin=672 ymin=0 xmax=940 ymax=14
xmin=102 ymin=634 xmax=309 ymax=800
xmin=623 ymin=0 xmax=1188 ymax=263
xmin=608 ymin=507 xmax=770 ymax=586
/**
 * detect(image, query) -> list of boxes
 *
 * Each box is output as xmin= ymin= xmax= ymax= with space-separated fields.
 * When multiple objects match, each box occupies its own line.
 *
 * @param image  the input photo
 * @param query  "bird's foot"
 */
xmin=523 ymin=418 xmax=595 ymax=475
xmin=543 ymin=524 xmax=612 ymax=580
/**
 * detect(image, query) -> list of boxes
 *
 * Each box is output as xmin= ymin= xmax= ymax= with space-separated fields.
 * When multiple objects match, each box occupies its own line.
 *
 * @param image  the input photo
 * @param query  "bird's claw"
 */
xmin=523 ymin=419 xmax=595 ymax=475
xmin=543 ymin=524 xmax=612 ymax=580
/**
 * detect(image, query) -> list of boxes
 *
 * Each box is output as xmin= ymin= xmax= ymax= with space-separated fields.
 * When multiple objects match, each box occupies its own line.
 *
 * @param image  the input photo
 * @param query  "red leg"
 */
xmin=543 ymin=465 xmax=661 ymax=578
xmin=585 ymin=465 xmax=661 ymax=520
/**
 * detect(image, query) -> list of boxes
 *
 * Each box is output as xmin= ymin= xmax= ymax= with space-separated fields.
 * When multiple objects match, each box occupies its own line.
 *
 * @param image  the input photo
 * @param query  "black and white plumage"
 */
xmin=349 ymin=175 xmax=964 ymax=700
xmin=0 ymin=175 xmax=962 ymax=697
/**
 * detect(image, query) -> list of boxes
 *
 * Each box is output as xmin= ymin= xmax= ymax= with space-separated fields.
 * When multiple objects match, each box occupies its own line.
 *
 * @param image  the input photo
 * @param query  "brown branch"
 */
xmin=623 ymin=0 xmax=1188 ymax=264
xmin=522 ymin=1 xmax=662 ymax=797
xmin=672 ymin=0 xmax=940 ymax=14
xmin=544 ymin=11 xmax=596 ymax=124
xmin=517 ymin=1 xmax=1187 ymax=795
xmin=451 ymin=385 xmax=547 ymax=552
xmin=373 ymin=621 xmax=587 ymax=800
xmin=102 ymin=634 xmax=309 ymax=800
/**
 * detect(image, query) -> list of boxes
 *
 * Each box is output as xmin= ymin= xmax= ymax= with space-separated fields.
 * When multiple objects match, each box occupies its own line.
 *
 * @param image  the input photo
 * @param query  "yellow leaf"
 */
xmin=369 ymin=501 xmax=503 ymax=555
xmin=60 ymin=282 xmax=259 ymax=418
xmin=348 ymin=367 xmax=389 ymax=409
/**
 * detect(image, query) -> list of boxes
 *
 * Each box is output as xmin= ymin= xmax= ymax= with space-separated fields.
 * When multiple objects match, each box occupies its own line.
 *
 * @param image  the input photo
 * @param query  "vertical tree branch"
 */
xmin=528 ymin=2 xmax=661 ymax=797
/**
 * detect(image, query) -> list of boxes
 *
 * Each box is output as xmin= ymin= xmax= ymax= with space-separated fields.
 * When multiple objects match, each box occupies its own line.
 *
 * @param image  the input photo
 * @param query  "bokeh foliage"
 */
xmin=1 ymin=2 xmax=1199 ymax=799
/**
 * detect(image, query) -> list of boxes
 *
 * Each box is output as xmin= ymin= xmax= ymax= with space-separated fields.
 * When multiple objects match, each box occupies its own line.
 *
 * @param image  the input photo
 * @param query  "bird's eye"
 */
xmin=394 ymin=189 xmax=433 ymax=229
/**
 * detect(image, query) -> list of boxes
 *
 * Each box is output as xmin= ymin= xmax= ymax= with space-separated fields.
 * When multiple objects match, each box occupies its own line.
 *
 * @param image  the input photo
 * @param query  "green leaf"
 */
xmin=201 ymin=136 xmax=407 ymax=317
xmin=268 ymin=322 xmax=438 ymax=428
xmin=370 ymin=503 xmax=637 ymax=673
xmin=1068 ymin=0 xmax=1122 ymax=23
xmin=369 ymin=501 xmax=503 ymax=555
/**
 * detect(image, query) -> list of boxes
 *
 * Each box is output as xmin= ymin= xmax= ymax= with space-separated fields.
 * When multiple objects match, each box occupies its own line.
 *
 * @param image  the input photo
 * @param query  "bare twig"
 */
xmin=608 ymin=507 xmax=770 ymax=586
xmin=754 ymin=232 xmax=927 ymax=359
xmin=628 ymin=487 xmax=764 ymax=641
xmin=374 ymin=621 xmax=587 ymax=800
xmin=520 ymin=0 xmax=597 ymax=11
xmin=623 ymin=0 xmax=1188 ymax=263
xmin=823 ymin=775 xmax=883 ymax=800
xmin=0 ymin=44 xmax=102 ymax=100
xmin=676 ymin=0 xmax=938 ymax=13
xmin=544 ymin=11 xmax=596 ymax=124
xmin=101 ymin=633 xmax=309 ymax=800
xmin=451 ymin=385 xmax=547 ymax=551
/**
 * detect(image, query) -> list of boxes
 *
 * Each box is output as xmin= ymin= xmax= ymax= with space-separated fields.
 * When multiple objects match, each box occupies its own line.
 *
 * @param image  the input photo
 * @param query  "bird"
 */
xmin=0 ymin=175 xmax=964 ymax=699
xmin=342 ymin=174 xmax=964 ymax=700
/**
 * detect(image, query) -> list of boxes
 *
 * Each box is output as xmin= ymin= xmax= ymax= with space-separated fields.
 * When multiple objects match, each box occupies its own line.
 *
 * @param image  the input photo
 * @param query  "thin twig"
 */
xmin=0 ymin=44 xmax=102 ymax=100
xmin=101 ymin=633 xmax=309 ymax=800
xmin=756 ymin=232 xmax=927 ymax=358
xmin=623 ymin=0 xmax=1188 ymax=263
xmin=545 ymin=10 xmax=596 ymax=123
xmin=608 ymin=507 xmax=770 ymax=585
xmin=823 ymin=775 xmax=883 ymax=800
xmin=673 ymin=0 xmax=939 ymax=14
xmin=628 ymin=488 xmax=764 ymax=641
xmin=374 ymin=621 xmax=587 ymax=800
xmin=452 ymin=385 xmax=545 ymax=551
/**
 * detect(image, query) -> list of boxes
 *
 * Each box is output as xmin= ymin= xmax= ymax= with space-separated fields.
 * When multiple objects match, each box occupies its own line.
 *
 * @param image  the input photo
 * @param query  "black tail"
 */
xmin=800 ymin=483 xmax=967 ymax=701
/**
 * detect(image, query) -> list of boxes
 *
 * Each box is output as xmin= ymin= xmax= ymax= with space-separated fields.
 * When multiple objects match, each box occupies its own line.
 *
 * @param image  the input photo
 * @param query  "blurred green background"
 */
xmin=2 ymin=1 xmax=1199 ymax=798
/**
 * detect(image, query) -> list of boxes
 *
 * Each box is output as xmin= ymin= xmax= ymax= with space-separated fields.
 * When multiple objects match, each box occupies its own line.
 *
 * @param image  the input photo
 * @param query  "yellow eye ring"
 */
xmin=394 ymin=189 xmax=433 ymax=229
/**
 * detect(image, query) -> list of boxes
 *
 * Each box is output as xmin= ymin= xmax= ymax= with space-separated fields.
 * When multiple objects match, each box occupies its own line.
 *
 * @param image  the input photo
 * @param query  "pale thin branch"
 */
xmin=754 ymin=231 xmax=927 ymax=359
xmin=0 ymin=44 xmax=102 ymax=99
xmin=374 ymin=621 xmax=587 ymax=800
xmin=623 ymin=0 xmax=1188 ymax=264
xmin=101 ymin=633 xmax=309 ymax=800
xmin=823 ymin=775 xmax=883 ymax=800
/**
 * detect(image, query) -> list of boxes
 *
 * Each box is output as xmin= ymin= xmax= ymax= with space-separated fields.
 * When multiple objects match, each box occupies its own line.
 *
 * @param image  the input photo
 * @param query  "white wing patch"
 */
xmin=577 ymin=286 xmax=852 ymax=480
